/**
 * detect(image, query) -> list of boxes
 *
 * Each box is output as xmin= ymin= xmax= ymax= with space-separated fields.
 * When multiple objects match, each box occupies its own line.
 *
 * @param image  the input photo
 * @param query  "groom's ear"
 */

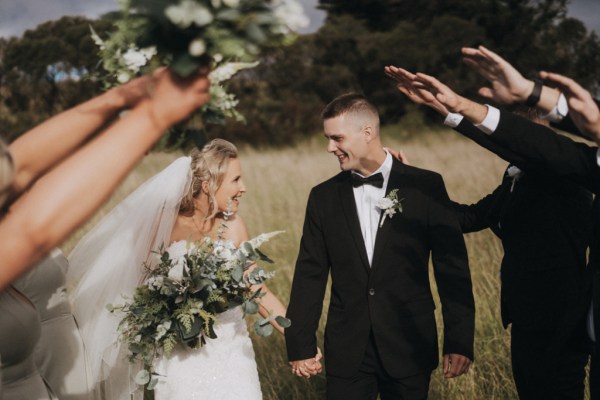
xmin=363 ymin=125 xmax=374 ymax=143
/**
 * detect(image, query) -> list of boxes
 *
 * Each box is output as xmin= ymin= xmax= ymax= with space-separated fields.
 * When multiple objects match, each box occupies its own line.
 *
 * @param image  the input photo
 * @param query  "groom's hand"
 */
xmin=289 ymin=348 xmax=323 ymax=378
xmin=443 ymin=353 xmax=471 ymax=378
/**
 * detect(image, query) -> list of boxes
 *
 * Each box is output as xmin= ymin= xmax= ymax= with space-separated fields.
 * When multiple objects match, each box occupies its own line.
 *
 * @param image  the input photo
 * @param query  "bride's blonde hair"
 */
xmin=0 ymin=138 xmax=15 ymax=209
xmin=179 ymin=139 xmax=238 ymax=218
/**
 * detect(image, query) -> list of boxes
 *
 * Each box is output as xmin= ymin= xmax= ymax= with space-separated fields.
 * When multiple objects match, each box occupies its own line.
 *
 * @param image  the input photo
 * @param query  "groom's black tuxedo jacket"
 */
xmin=451 ymin=120 xmax=593 ymax=336
xmin=285 ymin=158 xmax=475 ymax=379
xmin=479 ymin=110 xmax=600 ymax=348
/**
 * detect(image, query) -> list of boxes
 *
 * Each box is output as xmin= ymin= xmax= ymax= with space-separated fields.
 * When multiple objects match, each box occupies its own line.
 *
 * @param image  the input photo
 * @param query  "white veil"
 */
xmin=67 ymin=156 xmax=192 ymax=399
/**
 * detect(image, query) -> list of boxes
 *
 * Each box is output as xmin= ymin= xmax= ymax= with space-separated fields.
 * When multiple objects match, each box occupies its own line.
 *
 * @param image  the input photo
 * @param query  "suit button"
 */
xmin=369 ymin=288 xmax=375 ymax=296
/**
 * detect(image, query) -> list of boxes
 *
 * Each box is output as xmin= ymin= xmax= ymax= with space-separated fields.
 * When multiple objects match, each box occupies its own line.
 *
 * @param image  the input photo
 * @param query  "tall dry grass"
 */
xmin=63 ymin=125 xmax=582 ymax=399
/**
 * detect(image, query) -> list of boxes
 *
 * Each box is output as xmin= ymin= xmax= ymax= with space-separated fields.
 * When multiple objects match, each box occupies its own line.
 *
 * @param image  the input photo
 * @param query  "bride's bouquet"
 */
xmin=90 ymin=0 xmax=308 ymax=149
xmin=108 ymin=231 xmax=290 ymax=390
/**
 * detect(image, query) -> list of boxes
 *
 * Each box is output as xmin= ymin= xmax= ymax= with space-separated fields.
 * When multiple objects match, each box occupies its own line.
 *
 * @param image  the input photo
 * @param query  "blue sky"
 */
xmin=0 ymin=0 xmax=597 ymax=38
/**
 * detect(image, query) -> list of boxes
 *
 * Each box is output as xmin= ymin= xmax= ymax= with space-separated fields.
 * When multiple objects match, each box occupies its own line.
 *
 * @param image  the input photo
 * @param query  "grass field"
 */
xmin=62 ymin=124 xmax=589 ymax=399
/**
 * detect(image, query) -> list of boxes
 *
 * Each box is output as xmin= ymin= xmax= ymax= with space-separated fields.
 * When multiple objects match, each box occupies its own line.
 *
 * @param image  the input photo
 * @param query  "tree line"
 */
xmin=1 ymin=0 xmax=599 ymax=147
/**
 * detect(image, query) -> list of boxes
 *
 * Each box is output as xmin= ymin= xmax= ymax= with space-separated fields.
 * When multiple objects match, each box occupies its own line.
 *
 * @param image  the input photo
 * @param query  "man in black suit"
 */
xmin=391 ymin=65 xmax=599 ymax=399
xmin=386 ymin=65 xmax=592 ymax=399
xmin=285 ymin=93 xmax=475 ymax=400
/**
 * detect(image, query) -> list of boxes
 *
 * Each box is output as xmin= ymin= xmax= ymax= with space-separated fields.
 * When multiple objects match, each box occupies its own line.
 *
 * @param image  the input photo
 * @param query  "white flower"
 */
xmin=209 ymin=61 xmax=259 ymax=84
xmin=117 ymin=72 xmax=131 ymax=83
xmin=122 ymin=47 xmax=155 ymax=72
xmin=213 ymin=243 xmax=234 ymax=260
xmin=165 ymin=0 xmax=214 ymax=29
xmin=147 ymin=275 xmax=165 ymax=291
xmin=273 ymin=0 xmax=310 ymax=34
xmin=222 ymin=0 xmax=240 ymax=7
xmin=154 ymin=320 xmax=172 ymax=342
xmin=167 ymin=257 xmax=188 ymax=281
xmin=376 ymin=197 xmax=394 ymax=210
xmin=189 ymin=39 xmax=207 ymax=56
xmin=243 ymin=231 xmax=285 ymax=253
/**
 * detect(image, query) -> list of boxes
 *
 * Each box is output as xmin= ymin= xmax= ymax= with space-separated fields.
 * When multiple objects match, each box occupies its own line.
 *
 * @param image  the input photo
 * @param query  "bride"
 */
xmin=67 ymin=139 xmax=290 ymax=399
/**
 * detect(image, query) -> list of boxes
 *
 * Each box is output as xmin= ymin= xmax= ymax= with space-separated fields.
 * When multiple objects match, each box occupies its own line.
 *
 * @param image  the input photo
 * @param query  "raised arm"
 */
xmin=461 ymin=45 xmax=561 ymax=113
xmin=8 ymin=74 xmax=155 ymax=197
xmin=0 ymin=68 xmax=210 ymax=289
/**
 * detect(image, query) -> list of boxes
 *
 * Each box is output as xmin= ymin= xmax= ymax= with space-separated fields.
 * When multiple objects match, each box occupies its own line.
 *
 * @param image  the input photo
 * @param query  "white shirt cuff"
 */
xmin=444 ymin=112 xmax=464 ymax=127
xmin=475 ymin=105 xmax=500 ymax=135
xmin=596 ymin=148 xmax=600 ymax=168
xmin=542 ymin=93 xmax=568 ymax=123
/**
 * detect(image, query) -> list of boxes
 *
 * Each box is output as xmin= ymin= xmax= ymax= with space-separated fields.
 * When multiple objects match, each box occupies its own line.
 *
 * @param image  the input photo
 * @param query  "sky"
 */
xmin=0 ymin=0 xmax=597 ymax=39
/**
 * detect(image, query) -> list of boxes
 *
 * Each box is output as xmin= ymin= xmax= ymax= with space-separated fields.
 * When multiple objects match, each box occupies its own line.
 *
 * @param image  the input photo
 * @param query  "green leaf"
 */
xmin=106 ymin=304 xmax=114 ymax=312
xmin=135 ymin=369 xmax=150 ymax=385
xmin=254 ymin=320 xmax=274 ymax=337
xmin=216 ymin=9 xmax=241 ymax=21
xmin=171 ymin=53 xmax=202 ymax=78
xmin=245 ymin=23 xmax=267 ymax=44
xmin=147 ymin=377 xmax=159 ymax=391
xmin=275 ymin=315 xmax=291 ymax=328
xmin=255 ymin=248 xmax=273 ymax=263
xmin=231 ymin=265 xmax=244 ymax=282
xmin=242 ymin=300 xmax=259 ymax=315
xmin=129 ymin=343 xmax=144 ymax=354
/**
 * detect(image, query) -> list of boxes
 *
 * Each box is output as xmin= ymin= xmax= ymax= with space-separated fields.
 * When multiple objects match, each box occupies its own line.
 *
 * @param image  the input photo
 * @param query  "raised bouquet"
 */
xmin=90 ymin=0 xmax=308 ymax=148
xmin=108 ymin=231 xmax=290 ymax=390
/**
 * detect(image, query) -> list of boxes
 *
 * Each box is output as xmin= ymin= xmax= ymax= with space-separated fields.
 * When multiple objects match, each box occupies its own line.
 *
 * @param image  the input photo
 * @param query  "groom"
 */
xmin=285 ymin=93 xmax=475 ymax=399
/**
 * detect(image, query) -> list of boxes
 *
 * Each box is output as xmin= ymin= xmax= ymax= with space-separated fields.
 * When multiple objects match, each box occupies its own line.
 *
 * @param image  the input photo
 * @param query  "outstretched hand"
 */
xmin=443 ymin=353 xmax=471 ymax=378
xmin=289 ymin=347 xmax=323 ymax=378
xmin=461 ymin=45 xmax=533 ymax=105
xmin=539 ymin=70 xmax=600 ymax=143
xmin=384 ymin=66 xmax=449 ymax=116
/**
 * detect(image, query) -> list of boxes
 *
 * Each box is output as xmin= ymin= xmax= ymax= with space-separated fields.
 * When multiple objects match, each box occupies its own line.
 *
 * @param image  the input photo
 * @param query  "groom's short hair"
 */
xmin=321 ymin=93 xmax=379 ymax=122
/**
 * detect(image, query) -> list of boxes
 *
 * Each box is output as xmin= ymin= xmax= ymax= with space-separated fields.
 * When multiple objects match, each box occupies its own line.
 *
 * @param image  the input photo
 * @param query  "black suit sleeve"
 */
xmin=454 ymin=119 xmax=530 ymax=171
xmin=450 ymin=187 xmax=500 ymax=234
xmin=428 ymin=174 xmax=475 ymax=359
xmin=487 ymin=109 xmax=600 ymax=194
xmin=285 ymin=188 xmax=330 ymax=361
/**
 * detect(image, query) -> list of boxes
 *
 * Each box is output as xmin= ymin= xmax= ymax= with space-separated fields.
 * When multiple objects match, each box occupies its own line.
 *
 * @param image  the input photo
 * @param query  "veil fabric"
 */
xmin=67 ymin=156 xmax=192 ymax=399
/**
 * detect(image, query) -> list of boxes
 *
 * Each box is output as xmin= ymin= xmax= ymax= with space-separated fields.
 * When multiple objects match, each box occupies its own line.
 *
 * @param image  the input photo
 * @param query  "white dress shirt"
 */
xmin=352 ymin=150 xmax=393 ymax=266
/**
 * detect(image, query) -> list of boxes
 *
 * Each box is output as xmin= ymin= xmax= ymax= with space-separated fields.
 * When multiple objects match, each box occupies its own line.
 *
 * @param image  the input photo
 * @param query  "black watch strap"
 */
xmin=525 ymin=79 xmax=543 ymax=107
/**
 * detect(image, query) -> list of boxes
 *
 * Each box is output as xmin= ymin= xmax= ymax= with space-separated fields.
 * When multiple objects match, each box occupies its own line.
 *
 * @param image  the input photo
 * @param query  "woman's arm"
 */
xmin=0 ymin=69 xmax=210 ymax=290
xmin=230 ymin=215 xmax=288 ymax=334
xmin=8 ymin=75 xmax=155 ymax=197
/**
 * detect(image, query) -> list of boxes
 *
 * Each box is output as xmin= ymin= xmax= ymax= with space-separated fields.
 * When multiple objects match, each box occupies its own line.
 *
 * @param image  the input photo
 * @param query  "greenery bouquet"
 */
xmin=90 ymin=0 xmax=308 ymax=149
xmin=108 ymin=231 xmax=290 ymax=391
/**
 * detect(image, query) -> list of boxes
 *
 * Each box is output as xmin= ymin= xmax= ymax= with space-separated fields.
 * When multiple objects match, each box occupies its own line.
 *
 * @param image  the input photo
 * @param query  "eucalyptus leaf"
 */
xmin=147 ymin=377 xmax=159 ymax=390
xmin=242 ymin=300 xmax=259 ymax=315
xmin=245 ymin=23 xmax=267 ymax=44
xmin=254 ymin=320 xmax=274 ymax=337
xmin=135 ymin=369 xmax=150 ymax=385
xmin=171 ymin=53 xmax=203 ymax=78
xmin=216 ymin=9 xmax=241 ymax=21
xmin=231 ymin=265 xmax=244 ymax=282
xmin=275 ymin=315 xmax=291 ymax=328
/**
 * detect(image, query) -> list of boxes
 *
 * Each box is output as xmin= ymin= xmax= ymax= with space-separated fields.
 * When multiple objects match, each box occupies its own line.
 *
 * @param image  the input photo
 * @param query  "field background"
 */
xmin=63 ymin=125 xmax=589 ymax=399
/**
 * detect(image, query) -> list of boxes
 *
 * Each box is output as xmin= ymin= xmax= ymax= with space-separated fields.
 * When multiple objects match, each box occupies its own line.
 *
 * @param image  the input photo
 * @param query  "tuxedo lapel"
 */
xmin=338 ymin=175 xmax=371 ymax=273
xmin=371 ymin=160 xmax=405 ymax=271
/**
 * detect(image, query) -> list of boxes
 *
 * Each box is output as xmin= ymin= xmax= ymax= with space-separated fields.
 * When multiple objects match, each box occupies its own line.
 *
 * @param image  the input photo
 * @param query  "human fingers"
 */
xmin=443 ymin=354 xmax=450 ymax=375
xmin=477 ymin=86 xmax=495 ymax=100
xmin=540 ymin=71 xmax=591 ymax=100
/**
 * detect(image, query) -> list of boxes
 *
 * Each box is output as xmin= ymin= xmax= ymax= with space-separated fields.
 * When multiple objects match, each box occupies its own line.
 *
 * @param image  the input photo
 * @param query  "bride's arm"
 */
xmin=230 ymin=216 xmax=287 ymax=335
xmin=0 ymin=69 xmax=210 ymax=290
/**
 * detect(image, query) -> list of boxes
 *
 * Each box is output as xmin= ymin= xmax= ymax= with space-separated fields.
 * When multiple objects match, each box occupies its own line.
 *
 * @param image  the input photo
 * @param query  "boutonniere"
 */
xmin=506 ymin=165 xmax=523 ymax=192
xmin=376 ymin=189 xmax=404 ymax=228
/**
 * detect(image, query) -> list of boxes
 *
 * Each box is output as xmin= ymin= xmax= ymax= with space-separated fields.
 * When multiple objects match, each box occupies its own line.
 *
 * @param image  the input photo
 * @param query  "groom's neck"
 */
xmin=355 ymin=147 xmax=387 ymax=176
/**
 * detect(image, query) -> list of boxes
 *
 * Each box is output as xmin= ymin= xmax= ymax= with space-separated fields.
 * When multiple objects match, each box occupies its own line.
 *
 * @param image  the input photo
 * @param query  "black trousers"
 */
xmin=511 ymin=324 xmax=588 ymax=400
xmin=326 ymin=333 xmax=431 ymax=400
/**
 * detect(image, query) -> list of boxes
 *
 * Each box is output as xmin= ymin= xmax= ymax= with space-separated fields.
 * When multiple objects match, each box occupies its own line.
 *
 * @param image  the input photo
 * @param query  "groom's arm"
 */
xmin=285 ymin=189 xmax=330 ymax=364
xmin=427 ymin=174 xmax=475 ymax=376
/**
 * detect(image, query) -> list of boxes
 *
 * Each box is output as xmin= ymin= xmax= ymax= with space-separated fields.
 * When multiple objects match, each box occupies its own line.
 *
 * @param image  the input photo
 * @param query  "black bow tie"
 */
xmin=351 ymin=172 xmax=384 ymax=188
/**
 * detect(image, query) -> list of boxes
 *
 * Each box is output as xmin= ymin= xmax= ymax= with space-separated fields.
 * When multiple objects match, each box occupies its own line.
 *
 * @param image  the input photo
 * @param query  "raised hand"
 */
xmin=461 ymin=45 xmax=533 ymax=105
xmin=443 ymin=353 xmax=471 ymax=379
xmin=384 ymin=66 xmax=449 ymax=116
xmin=540 ymin=70 xmax=600 ymax=143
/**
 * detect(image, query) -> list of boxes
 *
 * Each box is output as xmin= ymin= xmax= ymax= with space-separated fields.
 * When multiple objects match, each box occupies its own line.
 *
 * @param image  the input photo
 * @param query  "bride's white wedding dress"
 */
xmin=153 ymin=240 xmax=262 ymax=399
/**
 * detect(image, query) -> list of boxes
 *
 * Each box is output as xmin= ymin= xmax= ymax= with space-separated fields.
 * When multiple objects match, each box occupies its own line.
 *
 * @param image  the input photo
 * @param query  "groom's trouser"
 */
xmin=510 ymin=324 xmax=588 ymax=400
xmin=326 ymin=332 xmax=431 ymax=400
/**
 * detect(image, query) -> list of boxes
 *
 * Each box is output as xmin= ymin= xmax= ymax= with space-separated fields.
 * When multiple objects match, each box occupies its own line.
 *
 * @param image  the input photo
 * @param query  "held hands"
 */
xmin=443 ymin=353 xmax=472 ymax=379
xmin=539 ymin=71 xmax=600 ymax=143
xmin=289 ymin=347 xmax=323 ymax=378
